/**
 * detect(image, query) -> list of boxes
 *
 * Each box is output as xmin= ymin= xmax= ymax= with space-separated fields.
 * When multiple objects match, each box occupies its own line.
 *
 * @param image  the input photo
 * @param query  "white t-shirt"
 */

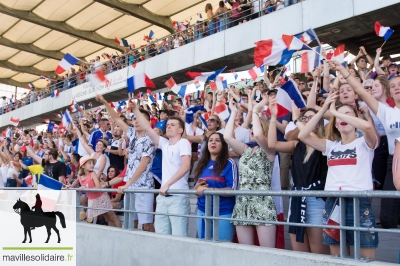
xmin=376 ymin=102 xmax=400 ymax=154
xmin=323 ymin=137 xmax=375 ymax=191
xmin=158 ymin=137 xmax=191 ymax=195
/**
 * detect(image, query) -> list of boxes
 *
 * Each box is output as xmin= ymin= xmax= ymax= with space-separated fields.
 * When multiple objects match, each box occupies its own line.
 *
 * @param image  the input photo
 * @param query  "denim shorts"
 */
xmin=323 ymin=197 xmax=378 ymax=248
xmin=306 ymin=197 xmax=325 ymax=225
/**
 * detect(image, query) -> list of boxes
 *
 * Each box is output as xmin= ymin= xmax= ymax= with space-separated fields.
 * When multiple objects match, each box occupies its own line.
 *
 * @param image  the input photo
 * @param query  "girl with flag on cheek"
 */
xmin=298 ymin=91 xmax=379 ymax=258
xmin=193 ymin=132 xmax=238 ymax=241
xmin=224 ymin=98 xmax=277 ymax=247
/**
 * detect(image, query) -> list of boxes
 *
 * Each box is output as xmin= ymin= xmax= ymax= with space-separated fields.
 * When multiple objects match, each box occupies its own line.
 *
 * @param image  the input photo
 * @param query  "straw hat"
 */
xmin=79 ymin=156 xmax=96 ymax=168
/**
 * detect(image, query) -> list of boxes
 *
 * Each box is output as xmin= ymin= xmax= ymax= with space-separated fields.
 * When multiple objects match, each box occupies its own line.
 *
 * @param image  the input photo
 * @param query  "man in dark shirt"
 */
xmin=26 ymin=146 xmax=67 ymax=184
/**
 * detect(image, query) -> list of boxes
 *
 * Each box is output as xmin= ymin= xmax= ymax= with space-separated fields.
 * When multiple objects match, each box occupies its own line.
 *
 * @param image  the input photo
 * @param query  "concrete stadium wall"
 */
xmin=76 ymin=223 xmax=392 ymax=266
xmin=1 ymin=0 xmax=399 ymax=128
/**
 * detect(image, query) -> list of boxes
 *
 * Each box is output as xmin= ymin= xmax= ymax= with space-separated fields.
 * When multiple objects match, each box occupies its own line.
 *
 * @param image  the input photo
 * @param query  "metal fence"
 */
xmin=0 ymin=0 xmax=299 ymax=115
xmin=72 ymin=188 xmax=400 ymax=262
xmin=3 ymin=187 xmax=400 ymax=262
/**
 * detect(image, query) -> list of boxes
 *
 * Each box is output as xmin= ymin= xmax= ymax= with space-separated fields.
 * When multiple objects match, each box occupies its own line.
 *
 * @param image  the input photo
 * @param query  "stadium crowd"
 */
xmin=1 ymin=42 xmax=400 ymax=259
xmin=0 ymin=0 xmax=302 ymax=115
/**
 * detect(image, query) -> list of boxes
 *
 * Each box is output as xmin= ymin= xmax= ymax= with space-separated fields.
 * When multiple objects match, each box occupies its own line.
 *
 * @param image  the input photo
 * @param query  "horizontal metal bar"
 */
xmin=6 ymin=187 xmax=400 ymax=198
xmin=77 ymin=204 xmax=400 ymax=234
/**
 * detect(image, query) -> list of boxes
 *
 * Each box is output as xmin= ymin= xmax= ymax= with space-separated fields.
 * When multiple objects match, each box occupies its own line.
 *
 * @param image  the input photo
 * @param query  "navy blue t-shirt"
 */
xmin=197 ymin=159 xmax=238 ymax=215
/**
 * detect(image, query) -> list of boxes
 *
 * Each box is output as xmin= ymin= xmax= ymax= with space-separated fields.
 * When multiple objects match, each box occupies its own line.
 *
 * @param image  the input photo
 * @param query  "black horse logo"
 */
xmin=13 ymin=194 xmax=66 ymax=244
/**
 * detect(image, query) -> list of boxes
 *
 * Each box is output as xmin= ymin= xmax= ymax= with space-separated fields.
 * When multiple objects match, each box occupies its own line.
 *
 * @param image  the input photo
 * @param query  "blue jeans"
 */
xmin=207 ymin=21 xmax=216 ymax=35
xmin=284 ymin=0 xmax=298 ymax=6
xmin=323 ymin=197 xmax=378 ymax=248
xmin=197 ymin=209 xmax=235 ymax=242
xmin=219 ymin=18 xmax=230 ymax=31
xmin=5 ymin=179 xmax=17 ymax=187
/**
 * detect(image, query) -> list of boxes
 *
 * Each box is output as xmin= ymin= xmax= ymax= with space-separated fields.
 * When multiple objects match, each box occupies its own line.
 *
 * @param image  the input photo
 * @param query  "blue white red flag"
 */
xmin=114 ymin=37 xmax=129 ymax=47
xmin=186 ymin=66 xmax=226 ymax=83
xmin=248 ymin=65 xmax=265 ymax=80
xmin=127 ymin=65 xmax=156 ymax=93
xmin=165 ymin=77 xmax=187 ymax=98
xmin=37 ymin=174 xmax=63 ymax=211
xmin=55 ymin=53 xmax=79 ymax=74
xmin=254 ymin=39 xmax=294 ymax=67
xmin=375 ymin=22 xmax=394 ymax=41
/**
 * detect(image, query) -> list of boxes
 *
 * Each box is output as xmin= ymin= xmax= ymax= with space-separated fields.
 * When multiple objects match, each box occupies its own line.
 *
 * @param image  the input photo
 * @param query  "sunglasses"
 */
xmin=364 ymin=86 xmax=372 ymax=90
xmin=299 ymin=115 xmax=314 ymax=122
xmin=208 ymin=118 xmax=217 ymax=123
xmin=299 ymin=82 xmax=305 ymax=85
xmin=307 ymin=83 xmax=313 ymax=87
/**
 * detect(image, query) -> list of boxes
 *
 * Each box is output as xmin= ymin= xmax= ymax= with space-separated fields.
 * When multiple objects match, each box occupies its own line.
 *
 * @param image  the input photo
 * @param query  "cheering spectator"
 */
xmin=224 ymin=98 xmax=277 ymax=247
xmin=194 ymin=132 xmax=238 ymax=241
xmin=67 ymin=156 xmax=121 ymax=227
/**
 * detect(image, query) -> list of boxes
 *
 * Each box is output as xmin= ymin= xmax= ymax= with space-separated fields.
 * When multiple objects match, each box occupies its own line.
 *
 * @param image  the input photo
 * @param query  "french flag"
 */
xmin=55 ymin=114 xmax=62 ymax=119
xmin=186 ymin=66 xmax=226 ymax=82
xmin=71 ymin=99 xmax=77 ymax=105
xmin=61 ymin=109 xmax=72 ymax=128
xmin=148 ymin=91 xmax=156 ymax=103
xmin=199 ymin=112 xmax=211 ymax=129
xmin=165 ymin=95 xmax=175 ymax=101
xmin=165 ymin=77 xmax=187 ymax=97
xmin=254 ymin=39 xmax=294 ymax=67
xmin=27 ymin=82 xmax=34 ymax=89
xmin=10 ymin=117 xmax=20 ymax=127
xmin=296 ymin=28 xmax=318 ymax=44
xmin=214 ymin=103 xmax=231 ymax=122
xmin=102 ymin=53 xmax=112 ymax=60
xmin=47 ymin=121 xmax=55 ymax=133
xmin=231 ymin=70 xmax=238 ymax=80
xmin=95 ymin=107 xmax=103 ymax=114
xmin=149 ymin=30 xmax=154 ymax=39
xmin=154 ymin=92 xmax=162 ymax=101
xmin=326 ymin=44 xmax=345 ymax=63
xmin=114 ymin=37 xmax=129 ymax=47
xmin=40 ymin=74 xmax=49 ymax=82
xmin=51 ymin=89 xmax=59 ymax=98
xmin=195 ymin=90 xmax=205 ymax=99
xmin=37 ymin=174 xmax=63 ymax=211
xmin=70 ymin=104 xmax=78 ymax=113
xmin=266 ymin=78 xmax=305 ymax=118
xmin=194 ymin=80 xmax=201 ymax=89
xmin=78 ymin=105 xmax=84 ymax=111
xmin=88 ymin=69 xmax=108 ymax=88
xmin=299 ymin=46 xmax=322 ymax=73
xmin=282 ymin=34 xmax=312 ymax=51
xmin=88 ymin=102 xmax=92 ymax=108
xmin=55 ymin=53 xmax=79 ymax=74
xmin=248 ymin=65 xmax=265 ymax=80
xmin=209 ymin=80 xmax=228 ymax=91
xmin=127 ymin=65 xmax=156 ymax=93
xmin=375 ymin=22 xmax=394 ymax=41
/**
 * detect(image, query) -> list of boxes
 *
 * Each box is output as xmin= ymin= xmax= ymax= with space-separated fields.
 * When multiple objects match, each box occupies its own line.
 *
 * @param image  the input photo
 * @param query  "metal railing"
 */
xmin=0 ymin=0 xmax=301 ymax=116
xmin=69 ymin=188 xmax=400 ymax=262
xmin=3 ymin=187 xmax=400 ymax=262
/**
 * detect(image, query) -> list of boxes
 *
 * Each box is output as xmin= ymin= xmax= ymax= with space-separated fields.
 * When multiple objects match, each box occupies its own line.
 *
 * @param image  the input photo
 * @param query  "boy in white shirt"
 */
xmin=131 ymin=101 xmax=191 ymax=236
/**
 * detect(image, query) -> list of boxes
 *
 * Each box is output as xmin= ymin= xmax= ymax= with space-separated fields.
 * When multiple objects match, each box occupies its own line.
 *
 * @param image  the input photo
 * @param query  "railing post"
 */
xmin=339 ymin=197 xmax=346 ymax=258
xmin=145 ymin=46 xmax=149 ymax=59
xmin=129 ymin=193 xmax=136 ymax=230
xmin=76 ymin=191 xmax=80 ymax=222
xmin=123 ymin=192 xmax=130 ymax=230
xmin=205 ymin=194 xmax=212 ymax=240
xmin=212 ymin=194 xmax=220 ymax=242
xmin=353 ymin=197 xmax=360 ymax=260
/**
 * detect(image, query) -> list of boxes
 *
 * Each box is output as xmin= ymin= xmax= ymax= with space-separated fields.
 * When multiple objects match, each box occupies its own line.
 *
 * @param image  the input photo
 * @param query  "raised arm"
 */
xmin=25 ymin=145 xmax=43 ymax=164
xmin=268 ymin=99 xmax=297 ymax=154
xmin=75 ymin=128 xmax=95 ymax=155
xmin=330 ymin=101 xmax=378 ymax=149
xmin=374 ymin=48 xmax=385 ymax=75
xmin=299 ymin=93 xmax=338 ymax=152
xmin=130 ymin=100 xmax=160 ymax=146
xmin=252 ymin=99 xmax=275 ymax=160
xmin=223 ymin=98 xmax=247 ymax=155
xmin=328 ymin=60 xmax=379 ymax=115
xmin=96 ymin=94 xmax=129 ymax=132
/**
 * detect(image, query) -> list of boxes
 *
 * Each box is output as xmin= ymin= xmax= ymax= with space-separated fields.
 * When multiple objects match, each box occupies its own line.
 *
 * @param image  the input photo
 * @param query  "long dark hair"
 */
xmin=194 ymin=132 xmax=229 ymax=181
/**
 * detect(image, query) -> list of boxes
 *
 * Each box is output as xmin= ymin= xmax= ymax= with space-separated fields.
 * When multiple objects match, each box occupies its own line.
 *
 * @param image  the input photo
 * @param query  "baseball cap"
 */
xmin=389 ymin=62 xmax=398 ymax=68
